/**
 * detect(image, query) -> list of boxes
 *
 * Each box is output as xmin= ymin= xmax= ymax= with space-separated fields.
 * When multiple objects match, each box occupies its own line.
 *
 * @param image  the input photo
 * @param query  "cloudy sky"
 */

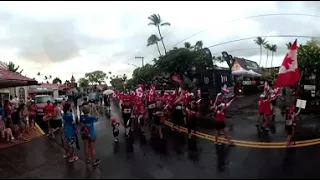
xmin=0 ymin=1 xmax=319 ymax=84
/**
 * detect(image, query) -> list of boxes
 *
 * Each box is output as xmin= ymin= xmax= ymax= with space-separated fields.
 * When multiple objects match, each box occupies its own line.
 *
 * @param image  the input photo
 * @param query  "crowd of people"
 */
xmin=257 ymin=82 xmax=302 ymax=146
xmin=112 ymin=84 xmax=236 ymax=145
xmin=0 ymin=96 xmax=38 ymax=144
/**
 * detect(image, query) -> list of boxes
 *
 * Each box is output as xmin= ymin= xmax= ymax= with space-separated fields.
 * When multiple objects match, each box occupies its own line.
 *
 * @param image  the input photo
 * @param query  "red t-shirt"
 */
xmin=4 ymin=105 xmax=12 ymax=118
xmin=44 ymin=104 xmax=55 ymax=114
xmin=216 ymin=111 xmax=225 ymax=122
xmin=258 ymin=99 xmax=264 ymax=113
xmin=263 ymin=100 xmax=271 ymax=115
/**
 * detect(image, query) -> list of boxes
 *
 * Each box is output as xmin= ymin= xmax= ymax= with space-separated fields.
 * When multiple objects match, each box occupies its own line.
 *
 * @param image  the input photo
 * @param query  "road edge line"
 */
xmin=35 ymin=122 xmax=45 ymax=135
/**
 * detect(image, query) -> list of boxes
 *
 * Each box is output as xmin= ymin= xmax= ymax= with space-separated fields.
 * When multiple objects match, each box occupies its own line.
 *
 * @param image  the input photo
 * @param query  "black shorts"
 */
xmin=29 ymin=116 xmax=36 ymax=121
xmin=123 ymin=115 xmax=132 ymax=127
xmin=113 ymin=128 xmax=119 ymax=137
xmin=50 ymin=120 xmax=62 ymax=129
xmin=187 ymin=117 xmax=196 ymax=133
xmin=216 ymin=121 xmax=226 ymax=130
xmin=138 ymin=118 xmax=145 ymax=126
xmin=259 ymin=112 xmax=264 ymax=116
xmin=172 ymin=109 xmax=184 ymax=126
xmin=154 ymin=116 xmax=163 ymax=126
xmin=285 ymin=125 xmax=294 ymax=135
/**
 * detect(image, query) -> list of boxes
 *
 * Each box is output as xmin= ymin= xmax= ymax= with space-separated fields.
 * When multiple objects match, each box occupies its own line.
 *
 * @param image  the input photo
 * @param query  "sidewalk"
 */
xmin=0 ymin=136 xmax=101 ymax=179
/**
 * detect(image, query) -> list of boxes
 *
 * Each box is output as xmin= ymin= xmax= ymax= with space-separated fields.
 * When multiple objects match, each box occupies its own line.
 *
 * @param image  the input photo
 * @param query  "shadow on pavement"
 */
xmin=0 ymin=136 xmax=101 ymax=179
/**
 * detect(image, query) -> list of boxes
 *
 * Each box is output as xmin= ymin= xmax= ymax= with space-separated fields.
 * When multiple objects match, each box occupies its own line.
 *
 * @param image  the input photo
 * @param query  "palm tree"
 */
xmin=184 ymin=42 xmax=192 ymax=49
xmin=254 ymin=37 xmax=267 ymax=66
xmin=286 ymin=42 xmax=292 ymax=49
xmin=148 ymin=14 xmax=171 ymax=55
xmin=194 ymin=40 xmax=203 ymax=50
xmin=147 ymin=34 xmax=162 ymax=56
xmin=264 ymin=43 xmax=272 ymax=68
xmin=52 ymin=77 xmax=62 ymax=84
xmin=6 ymin=61 xmax=23 ymax=74
xmin=108 ymin=71 xmax=112 ymax=75
xmin=270 ymin=44 xmax=277 ymax=68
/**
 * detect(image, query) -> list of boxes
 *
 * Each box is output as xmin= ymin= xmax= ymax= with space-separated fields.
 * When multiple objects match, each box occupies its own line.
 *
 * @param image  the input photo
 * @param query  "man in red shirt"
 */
xmin=44 ymin=100 xmax=55 ymax=137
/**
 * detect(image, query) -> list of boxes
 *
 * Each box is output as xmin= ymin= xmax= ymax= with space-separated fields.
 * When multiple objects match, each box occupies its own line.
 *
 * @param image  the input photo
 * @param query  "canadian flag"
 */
xmin=263 ymin=81 xmax=270 ymax=94
xmin=274 ymin=39 xmax=300 ymax=88
xmin=221 ymin=84 xmax=229 ymax=94
xmin=270 ymin=87 xmax=280 ymax=100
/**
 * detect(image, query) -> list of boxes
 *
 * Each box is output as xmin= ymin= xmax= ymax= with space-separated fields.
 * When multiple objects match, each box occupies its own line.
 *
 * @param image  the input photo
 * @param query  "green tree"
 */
xmin=147 ymin=34 xmax=162 ymax=56
xmin=286 ymin=42 xmax=292 ymax=49
xmin=110 ymin=76 xmax=124 ymax=91
xmin=78 ymin=77 xmax=89 ymax=88
xmin=85 ymin=70 xmax=107 ymax=85
xmin=298 ymin=39 xmax=320 ymax=74
xmin=52 ymin=77 xmax=62 ymax=84
xmin=6 ymin=61 xmax=23 ymax=74
xmin=132 ymin=63 xmax=158 ymax=84
xmin=194 ymin=40 xmax=203 ymax=50
xmin=254 ymin=37 xmax=267 ymax=66
xmin=184 ymin=42 xmax=192 ymax=49
xmin=148 ymin=14 xmax=171 ymax=55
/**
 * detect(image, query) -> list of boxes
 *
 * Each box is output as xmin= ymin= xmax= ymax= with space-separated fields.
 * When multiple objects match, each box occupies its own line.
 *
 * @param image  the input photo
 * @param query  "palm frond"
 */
xmin=161 ymin=22 xmax=171 ymax=26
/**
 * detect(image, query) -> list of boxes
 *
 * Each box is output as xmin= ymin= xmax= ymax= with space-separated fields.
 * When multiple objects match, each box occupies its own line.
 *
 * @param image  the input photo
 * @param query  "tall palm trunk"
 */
xmin=259 ymin=45 xmax=262 ymax=66
xmin=157 ymin=26 xmax=167 ymax=55
xmin=270 ymin=52 xmax=274 ymax=76
xmin=265 ymin=50 xmax=269 ymax=68
xmin=156 ymin=42 xmax=162 ymax=56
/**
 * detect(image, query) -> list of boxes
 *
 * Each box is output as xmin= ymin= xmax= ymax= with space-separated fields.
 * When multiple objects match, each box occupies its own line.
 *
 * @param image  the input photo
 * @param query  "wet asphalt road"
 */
xmin=59 ymin=101 xmax=320 ymax=179
xmin=3 ymin=95 xmax=320 ymax=179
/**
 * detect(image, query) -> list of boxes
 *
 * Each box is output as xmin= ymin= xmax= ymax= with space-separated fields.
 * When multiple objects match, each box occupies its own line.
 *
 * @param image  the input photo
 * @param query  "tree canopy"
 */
xmin=85 ymin=70 xmax=107 ymax=85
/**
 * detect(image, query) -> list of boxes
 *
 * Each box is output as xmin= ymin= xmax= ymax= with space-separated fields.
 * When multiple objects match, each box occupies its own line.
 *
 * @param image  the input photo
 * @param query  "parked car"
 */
xmin=34 ymin=95 xmax=54 ymax=116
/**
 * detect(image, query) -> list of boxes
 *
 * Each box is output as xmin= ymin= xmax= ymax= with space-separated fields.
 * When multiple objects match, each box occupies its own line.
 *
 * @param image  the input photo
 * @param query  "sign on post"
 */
xmin=296 ymin=99 xmax=307 ymax=109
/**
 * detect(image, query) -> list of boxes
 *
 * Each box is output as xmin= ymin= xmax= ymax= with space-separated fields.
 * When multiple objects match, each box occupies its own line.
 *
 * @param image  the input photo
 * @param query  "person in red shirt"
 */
xmin=263 ymin=96 xmax=272 ymax=130
xmin=44 ymin=100 xmax=55 ymax=138
xmin=213 ymin=97 xmax=236 ymax=145
xmin=257 ymin=94 xmax=265 ymax=125
xmin=28 ymin=100 xmax=37 ymax=130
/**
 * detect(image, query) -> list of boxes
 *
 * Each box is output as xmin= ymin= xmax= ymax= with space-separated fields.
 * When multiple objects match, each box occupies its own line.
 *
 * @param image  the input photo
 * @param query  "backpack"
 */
xmin=81 ymin=125 xmax=90 ymax=139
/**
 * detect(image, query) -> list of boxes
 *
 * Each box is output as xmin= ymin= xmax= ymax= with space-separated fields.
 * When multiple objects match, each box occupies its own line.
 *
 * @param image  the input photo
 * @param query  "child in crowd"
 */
xmin=62 ymin=102 xmax=79 ymax=163
xmin=111 ymin=118 xmax=120 ymax=142
xmin=80 ymin=105 xmax=100 ymax=166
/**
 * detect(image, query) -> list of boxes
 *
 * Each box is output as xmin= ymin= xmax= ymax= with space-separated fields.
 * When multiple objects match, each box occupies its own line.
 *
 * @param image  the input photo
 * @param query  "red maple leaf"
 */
xmin=282 ymin=53 xmax=294 ymax=70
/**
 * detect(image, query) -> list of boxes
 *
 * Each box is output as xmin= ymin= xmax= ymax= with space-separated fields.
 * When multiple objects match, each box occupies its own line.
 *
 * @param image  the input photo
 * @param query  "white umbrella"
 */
xmin=103 ymin=89 xmax=114 ymax=95
xmin=248 ymin=70 xmax=262 ymax=77
xmin=232 ymin=69 xmax=251 ymax=76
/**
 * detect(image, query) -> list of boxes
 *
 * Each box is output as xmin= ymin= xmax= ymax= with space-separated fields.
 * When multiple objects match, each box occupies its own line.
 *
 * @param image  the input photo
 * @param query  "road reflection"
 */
xmin=215 ymin=144 xmax=232 ymax=172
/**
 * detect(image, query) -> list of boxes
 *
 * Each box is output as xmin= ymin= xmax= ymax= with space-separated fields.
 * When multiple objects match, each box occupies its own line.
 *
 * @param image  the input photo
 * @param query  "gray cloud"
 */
xmin=0 ymin=10 xmax=117 ymax=63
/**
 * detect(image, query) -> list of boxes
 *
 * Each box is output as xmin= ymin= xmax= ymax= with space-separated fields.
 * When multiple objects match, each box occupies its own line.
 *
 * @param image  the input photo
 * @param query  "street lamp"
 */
xmin=135 ymin=56 xmax=144 ymax=67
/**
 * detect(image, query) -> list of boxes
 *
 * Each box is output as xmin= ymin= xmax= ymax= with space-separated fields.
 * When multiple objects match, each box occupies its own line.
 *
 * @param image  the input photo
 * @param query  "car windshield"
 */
xmin=35 ymin=96 xmax=53 ymax=104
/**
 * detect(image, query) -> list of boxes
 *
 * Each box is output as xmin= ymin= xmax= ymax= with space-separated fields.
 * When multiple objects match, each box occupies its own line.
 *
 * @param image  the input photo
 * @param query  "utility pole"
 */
xmin=135 ymin=56 xmax=144 ymax=67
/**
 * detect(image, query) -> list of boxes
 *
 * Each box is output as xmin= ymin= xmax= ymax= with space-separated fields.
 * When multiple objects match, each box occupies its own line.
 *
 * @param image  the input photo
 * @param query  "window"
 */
xmin=35 ymin=96 xmax=53 ymax=103
xmin=245 ymin=60 xmax=259 ymax=70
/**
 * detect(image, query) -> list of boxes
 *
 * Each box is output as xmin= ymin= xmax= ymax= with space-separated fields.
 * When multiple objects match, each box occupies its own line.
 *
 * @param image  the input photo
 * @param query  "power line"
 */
xmin=207 ymin=35 xmax=319 ymax=49
xmin=170 ymin=13 xmax=320 ymax=48
xmin=210 ymin=47 xmax=288 ymax=55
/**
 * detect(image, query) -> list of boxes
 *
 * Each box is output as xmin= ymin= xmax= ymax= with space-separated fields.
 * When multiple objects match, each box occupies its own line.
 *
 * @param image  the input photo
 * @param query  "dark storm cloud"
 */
xmin=0 ymin=10 xmax=117 ymax=63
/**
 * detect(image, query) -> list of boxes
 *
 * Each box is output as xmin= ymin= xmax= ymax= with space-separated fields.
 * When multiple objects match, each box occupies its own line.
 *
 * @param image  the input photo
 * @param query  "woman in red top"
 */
xmin=28 ymin=100 xmax=37 ymax=130
xmin=263 ymin=96 xmax=272 ymax=130
xmin=213 ymin=97 xmax=236 ymax=145
xmin=258 ymin=94 xmax=265 ymax=124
